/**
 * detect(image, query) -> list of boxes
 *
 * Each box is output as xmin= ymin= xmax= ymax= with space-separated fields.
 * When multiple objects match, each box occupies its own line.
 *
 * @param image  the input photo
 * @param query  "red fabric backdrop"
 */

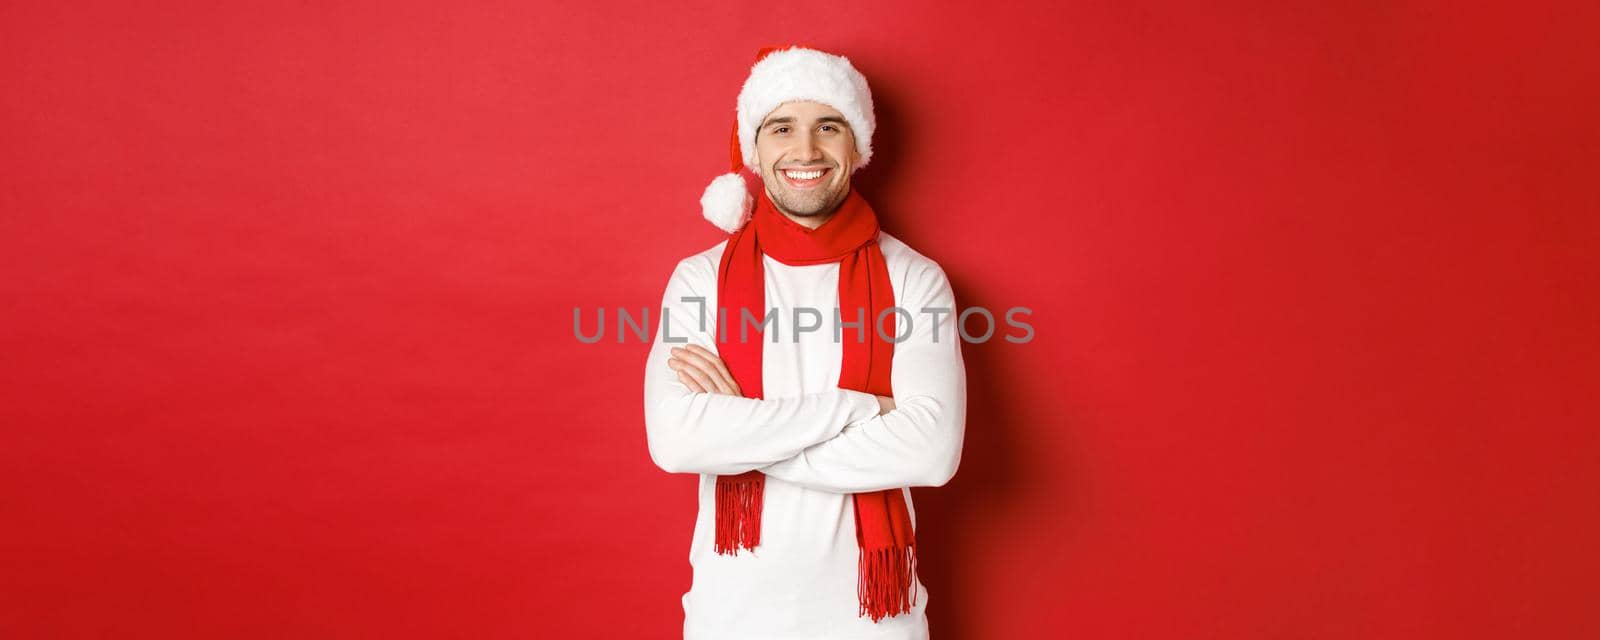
xmin=2 ymin=1 xmax=1596 ymax=637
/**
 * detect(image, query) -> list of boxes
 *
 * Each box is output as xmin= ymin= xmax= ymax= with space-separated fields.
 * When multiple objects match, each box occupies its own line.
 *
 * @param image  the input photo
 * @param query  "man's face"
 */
xmin=753 ymin=100 xmax=860 ymax=220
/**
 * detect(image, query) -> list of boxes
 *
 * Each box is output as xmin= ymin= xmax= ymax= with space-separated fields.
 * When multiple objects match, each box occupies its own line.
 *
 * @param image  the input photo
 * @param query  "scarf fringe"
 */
xmin=713 ymin=475 xmax=763 ymax=555
xmin=858 ymin=543 xmax=918 ymax=622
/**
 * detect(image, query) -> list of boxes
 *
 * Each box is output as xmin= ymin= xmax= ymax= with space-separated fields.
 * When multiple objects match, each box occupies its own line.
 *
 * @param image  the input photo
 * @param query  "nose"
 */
xmin=794 ymin=130 xmax=823 ymax=162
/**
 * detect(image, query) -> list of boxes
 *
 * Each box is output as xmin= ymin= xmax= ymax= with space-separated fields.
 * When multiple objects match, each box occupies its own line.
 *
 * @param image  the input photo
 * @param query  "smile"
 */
xmin=780 ymin=166 xmax=831 ymax=189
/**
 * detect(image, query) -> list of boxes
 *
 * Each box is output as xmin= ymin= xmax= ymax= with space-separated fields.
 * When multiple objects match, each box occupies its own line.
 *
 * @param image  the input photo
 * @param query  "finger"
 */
xmin=675 ymin=368 xmax=707 ymax=393
xmin=673 ymin=346 xmax=737 ymax=396
xmin=684 ymin=344 xmax=741 ymax=395
xmin=669 ymin=360 xmax=709 ymax=393
xmin=672 ymin=347 xmax=738 ymax=396
xmin=668 ymin=355 xmax=719 ymax=394
xmin=681 ymin=346 xmax=740 ymax=396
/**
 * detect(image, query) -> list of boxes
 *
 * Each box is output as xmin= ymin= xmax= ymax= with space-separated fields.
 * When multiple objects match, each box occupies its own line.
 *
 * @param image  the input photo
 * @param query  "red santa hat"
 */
xmin=700 ymin=45 xmax=877 ymax=233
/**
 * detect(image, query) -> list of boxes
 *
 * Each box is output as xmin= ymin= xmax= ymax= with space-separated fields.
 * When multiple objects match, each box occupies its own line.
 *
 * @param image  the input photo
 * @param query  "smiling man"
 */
xmin=753 ymin=102 xmax=854 ymax=217
xmin=643 ymin=45 xmax=967 ymax=640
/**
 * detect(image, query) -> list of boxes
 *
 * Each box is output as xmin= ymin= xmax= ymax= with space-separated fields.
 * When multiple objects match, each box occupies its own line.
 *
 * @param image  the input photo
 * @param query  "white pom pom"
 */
xmin=700 ymin=172 xmax=753 ymax=233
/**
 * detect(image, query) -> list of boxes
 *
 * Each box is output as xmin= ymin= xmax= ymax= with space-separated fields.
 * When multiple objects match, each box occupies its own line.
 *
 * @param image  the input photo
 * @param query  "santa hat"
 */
xmin=700 ymin=45 xmax=877 ymax=233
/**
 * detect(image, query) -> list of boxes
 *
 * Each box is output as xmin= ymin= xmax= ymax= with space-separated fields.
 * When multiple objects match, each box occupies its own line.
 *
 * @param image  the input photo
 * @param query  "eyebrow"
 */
xmin=762 ymin=116 xmax=852 ymax=130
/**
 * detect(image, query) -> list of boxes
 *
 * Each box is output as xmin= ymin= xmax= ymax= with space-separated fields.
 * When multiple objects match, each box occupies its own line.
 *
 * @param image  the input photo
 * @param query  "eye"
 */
xmin=774 ymin=126 xmax=790 ymax=134
xmin=821 ymin=124 xmax=838 ymax=132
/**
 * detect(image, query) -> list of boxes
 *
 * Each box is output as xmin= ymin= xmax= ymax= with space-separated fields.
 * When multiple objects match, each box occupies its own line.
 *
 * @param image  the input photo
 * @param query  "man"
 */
xmin=643 ymin=45 xmax=967 ymax=640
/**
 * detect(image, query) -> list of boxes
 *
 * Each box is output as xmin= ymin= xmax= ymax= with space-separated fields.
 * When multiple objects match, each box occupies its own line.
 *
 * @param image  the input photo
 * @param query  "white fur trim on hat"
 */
xmin=700 ymin=172 xmax=753 ymax=233
xmin=736 ymin=47 xmax=876 ymax=173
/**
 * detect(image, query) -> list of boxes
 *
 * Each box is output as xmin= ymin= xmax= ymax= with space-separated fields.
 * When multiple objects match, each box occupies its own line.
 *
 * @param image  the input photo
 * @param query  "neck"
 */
xmin=783 ymin=209 xmax=834 ymax=230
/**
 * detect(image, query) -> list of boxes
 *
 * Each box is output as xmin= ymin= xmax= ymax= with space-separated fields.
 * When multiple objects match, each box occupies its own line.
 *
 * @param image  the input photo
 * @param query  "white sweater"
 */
xmin=643 ymin=231 xmax=968 ymax=640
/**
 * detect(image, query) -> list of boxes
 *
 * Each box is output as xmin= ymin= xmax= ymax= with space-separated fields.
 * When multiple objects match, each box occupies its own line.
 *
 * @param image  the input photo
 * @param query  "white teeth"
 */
xmin=784 ymin=169 xmax=824 ymax=180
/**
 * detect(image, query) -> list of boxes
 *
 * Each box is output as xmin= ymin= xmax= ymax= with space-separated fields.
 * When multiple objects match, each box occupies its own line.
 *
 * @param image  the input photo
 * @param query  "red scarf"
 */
xmin=712 ymin=186 xmax=917 ymax=622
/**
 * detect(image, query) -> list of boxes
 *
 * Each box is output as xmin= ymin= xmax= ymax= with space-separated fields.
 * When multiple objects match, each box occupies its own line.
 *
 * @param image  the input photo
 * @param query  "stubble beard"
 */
xmin=764 ymin=171 xmax=848 ymax=220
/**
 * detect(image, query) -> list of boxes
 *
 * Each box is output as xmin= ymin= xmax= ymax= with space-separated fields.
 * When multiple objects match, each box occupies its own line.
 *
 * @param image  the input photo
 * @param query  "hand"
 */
xmin=668 ymin=344 xmax=743 ymax=396
xmin=876 ymin=395 xmax=896 ymax=415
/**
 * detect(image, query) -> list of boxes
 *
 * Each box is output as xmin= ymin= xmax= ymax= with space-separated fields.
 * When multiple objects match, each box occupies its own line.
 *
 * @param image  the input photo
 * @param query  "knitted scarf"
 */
xmin=712 ymin=185 xmax=917 ymax=622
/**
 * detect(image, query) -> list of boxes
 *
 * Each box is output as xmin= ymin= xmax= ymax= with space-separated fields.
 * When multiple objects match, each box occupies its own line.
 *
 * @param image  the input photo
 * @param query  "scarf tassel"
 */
xmin=858 ymin=543 xmax=918 ymax=622
xmin=713 ymin=474 xmax=764 ymax=555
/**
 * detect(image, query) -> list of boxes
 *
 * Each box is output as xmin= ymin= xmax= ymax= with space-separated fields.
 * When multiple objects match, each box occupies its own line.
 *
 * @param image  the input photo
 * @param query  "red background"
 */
xmin=3 ymin=1 xmax=1596 ymax=638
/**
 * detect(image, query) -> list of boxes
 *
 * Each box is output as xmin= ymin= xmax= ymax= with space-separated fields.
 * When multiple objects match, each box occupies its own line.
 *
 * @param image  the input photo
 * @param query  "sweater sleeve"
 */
xmin=643 ymin=255 xmax=885 ymax=477
xmin=757 ymin=262 xmax=968 ymax=494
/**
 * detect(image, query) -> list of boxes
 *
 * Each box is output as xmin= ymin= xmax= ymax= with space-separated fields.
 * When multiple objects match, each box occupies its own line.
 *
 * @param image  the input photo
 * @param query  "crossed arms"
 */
xmin=642 ymin=255 xmax=967 ymax=494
